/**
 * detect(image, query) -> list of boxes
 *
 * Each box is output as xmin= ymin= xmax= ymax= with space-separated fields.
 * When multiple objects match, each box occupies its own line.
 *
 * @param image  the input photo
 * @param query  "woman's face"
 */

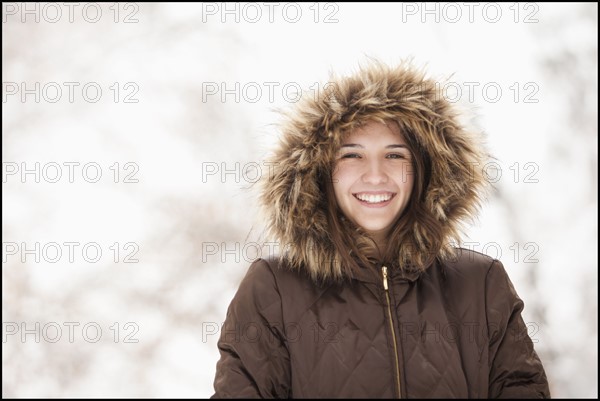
xmin=332 ymin=121 xmax=414 ymax=242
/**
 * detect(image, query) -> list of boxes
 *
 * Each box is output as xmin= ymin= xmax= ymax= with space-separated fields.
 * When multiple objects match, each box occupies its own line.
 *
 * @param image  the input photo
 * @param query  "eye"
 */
xmin=386 ymin=153 xmax=407 ymax=159
xmin=340 ymin=153 xmax=361 ymax=159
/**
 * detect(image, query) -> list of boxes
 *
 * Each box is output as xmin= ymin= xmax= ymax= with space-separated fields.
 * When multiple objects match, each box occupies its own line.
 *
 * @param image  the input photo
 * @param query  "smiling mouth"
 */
xmin=353 ymin=192 xmax=396 ymax=204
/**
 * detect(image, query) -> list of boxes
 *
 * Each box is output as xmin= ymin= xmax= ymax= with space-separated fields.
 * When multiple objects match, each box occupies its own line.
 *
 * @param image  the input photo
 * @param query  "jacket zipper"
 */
xmin=382 ymin=265 xmax=402 ymax=398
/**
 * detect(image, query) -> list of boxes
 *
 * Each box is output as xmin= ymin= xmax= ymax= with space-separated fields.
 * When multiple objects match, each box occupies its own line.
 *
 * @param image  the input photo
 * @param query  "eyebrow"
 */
xmin=340 ymin=144 xmax=408 ymax=149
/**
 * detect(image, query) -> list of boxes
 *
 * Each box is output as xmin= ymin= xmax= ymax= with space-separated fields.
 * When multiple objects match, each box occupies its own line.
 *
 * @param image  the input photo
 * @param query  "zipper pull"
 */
xmin=381 ymin=265 xmax=389 ymax=291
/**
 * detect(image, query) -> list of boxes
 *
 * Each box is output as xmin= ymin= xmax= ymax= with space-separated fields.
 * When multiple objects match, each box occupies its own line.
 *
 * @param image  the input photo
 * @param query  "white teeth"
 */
xmin=355 ymin=193 xmax=393 ymax=203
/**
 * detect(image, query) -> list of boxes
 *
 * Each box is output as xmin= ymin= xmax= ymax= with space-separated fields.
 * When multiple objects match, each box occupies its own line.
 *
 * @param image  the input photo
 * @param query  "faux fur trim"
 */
xmin=258 ymin=60 xmax=491 ymax=283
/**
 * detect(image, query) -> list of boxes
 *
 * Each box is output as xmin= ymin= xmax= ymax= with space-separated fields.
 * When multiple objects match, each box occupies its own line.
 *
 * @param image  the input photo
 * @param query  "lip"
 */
xmin=353 ymin=192 xmax=396 ymax=208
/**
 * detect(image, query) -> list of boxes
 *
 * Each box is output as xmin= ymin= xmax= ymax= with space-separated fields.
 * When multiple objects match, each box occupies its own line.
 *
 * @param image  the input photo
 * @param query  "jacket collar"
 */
xmin=349 ymin=260 xmax=422 ymax=285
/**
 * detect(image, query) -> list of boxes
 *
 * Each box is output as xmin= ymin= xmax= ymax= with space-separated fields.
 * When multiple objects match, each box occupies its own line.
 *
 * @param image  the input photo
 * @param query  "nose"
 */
xmin=362 ymin=159 xmax=388 ymax=185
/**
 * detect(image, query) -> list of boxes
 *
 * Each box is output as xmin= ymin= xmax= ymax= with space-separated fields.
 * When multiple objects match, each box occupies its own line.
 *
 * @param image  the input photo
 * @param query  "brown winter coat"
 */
xmin=213 ymin=252 xmax=549 ymax=398
xmin=211 ymin=61 xmax=550 ymax=398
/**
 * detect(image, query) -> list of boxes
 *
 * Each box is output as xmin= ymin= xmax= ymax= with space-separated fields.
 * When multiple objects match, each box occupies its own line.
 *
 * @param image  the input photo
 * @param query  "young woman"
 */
xmin=211 ymin=61 xmax=551 ymax=398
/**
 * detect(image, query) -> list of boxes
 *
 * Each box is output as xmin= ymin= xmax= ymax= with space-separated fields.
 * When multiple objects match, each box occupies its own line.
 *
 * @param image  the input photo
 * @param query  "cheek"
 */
xmin=406 ymin=169 xmax=415 ymax=191
xmin=332 ymin=164 xmax=356 ymax=208
xmin=394 ymin=162 xmax=415 ymax=192
xmin=332 ymin=164 xmax=350 ymax=190
xmin=405 ymin=162 xmax=416 ymax=186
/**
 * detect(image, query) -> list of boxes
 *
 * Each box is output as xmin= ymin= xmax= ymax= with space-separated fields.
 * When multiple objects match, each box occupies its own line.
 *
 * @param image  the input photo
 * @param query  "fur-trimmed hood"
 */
xmin=259 ymin=60 xmax=490 ymax=284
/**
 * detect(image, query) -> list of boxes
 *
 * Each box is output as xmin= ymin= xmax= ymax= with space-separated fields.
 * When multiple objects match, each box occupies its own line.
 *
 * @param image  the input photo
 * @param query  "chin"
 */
xmin=358 ymin=222 xmax=393 ymax=234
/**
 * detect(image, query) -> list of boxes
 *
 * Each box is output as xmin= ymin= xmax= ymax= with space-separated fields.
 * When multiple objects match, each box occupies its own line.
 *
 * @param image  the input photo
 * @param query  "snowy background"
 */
xmin=2 ymin=2 xmax=597 ymax=398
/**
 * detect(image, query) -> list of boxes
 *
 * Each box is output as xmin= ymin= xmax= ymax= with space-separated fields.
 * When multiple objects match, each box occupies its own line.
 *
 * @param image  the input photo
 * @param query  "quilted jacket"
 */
xmin=211 ymin=61 xmax=550 ymax=398
xmin=212 ymin=252 xmax=549 ymax=398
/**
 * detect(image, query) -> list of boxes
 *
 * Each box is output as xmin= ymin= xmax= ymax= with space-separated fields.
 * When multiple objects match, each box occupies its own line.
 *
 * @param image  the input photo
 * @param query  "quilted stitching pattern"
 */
xmin=213 ymin=255 xmax=550 ymax=398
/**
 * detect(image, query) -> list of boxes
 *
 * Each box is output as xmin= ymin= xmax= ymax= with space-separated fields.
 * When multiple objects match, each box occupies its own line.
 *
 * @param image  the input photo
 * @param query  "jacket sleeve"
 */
xmin=212 ymin=258 xmax=291 ymax=398
xmin=485 ymin=259 xmax=551 ymax=398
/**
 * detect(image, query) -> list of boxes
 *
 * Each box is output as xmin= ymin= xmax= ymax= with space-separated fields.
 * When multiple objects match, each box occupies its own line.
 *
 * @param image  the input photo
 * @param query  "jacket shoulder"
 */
xmin=430 ymin=248 xmax=501 ymax=299
xmin=241 ymin=256 xmax=309 ymax=288
xmin=234 ymin=257 xmax=306 ymax=313
xmin=256 ymin=256 xmax=333 ymax=322
xmin=438 ymin=247 xmax=498 ymax=278
xmin=225 ymin=258 xmax=283 ymax=320
xmin=259 ymin=255 xmax=320 ymax=287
